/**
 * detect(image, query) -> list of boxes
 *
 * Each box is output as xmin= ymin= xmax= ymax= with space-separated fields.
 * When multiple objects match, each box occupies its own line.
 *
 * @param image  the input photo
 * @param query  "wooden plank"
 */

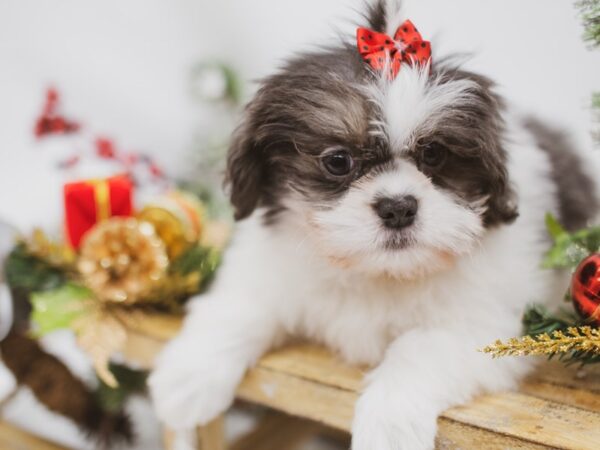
xmin=436 ymin=418 xmax=549 ymax=450
xmin=230 ymin=413 xmax=317 ymax=450
xmin=197 ymin=415 xmax=226 ymax=450
xmin=443 ymin=392 xmax=600 ymax=450
xmin=238 ymin=361 xmax=600 ymax=449
xmin=0 ymin=421 xmax=68 ymax=450
xmin=522 ymin=361 xmax=600 ymax=412
xmin=258 ymin=345 xmax=365 ymax=392
xmin=521 ymin=379 xmax=600 ymax=413
xmin=163 ymin=428 xmax=176 ymax=450
xmin=237 ymin=365 xmax=357 ymax=431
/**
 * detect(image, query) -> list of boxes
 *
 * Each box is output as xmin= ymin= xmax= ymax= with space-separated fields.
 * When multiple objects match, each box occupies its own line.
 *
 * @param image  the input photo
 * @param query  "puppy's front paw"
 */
xmin=148 ymin=336 xmax=242 ymax=430
xmin=351 ymin=385 xmax=437 ymax=450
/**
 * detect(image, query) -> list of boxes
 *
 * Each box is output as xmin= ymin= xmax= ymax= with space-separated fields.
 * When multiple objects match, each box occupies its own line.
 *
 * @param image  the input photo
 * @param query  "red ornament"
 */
xmin=571 ymin=253 xmax=600 ymax=326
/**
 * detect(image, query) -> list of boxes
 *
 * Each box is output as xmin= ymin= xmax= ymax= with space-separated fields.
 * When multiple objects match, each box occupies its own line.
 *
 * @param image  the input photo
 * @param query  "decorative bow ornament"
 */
xmin=357 ymin=19 xmax=431 ymax=79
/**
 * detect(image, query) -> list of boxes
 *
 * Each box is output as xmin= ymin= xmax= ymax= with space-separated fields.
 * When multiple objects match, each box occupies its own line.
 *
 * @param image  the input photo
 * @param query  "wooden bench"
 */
xmin=118 ymin=312 xmax=600 ymax=450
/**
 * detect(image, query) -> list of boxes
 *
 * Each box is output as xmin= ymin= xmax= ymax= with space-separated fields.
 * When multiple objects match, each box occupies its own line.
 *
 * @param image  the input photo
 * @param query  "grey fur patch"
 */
xmin=523 ymin=118 xmax=598 ymax=231
xmin=419 ymin=64 xmax=518 ymax=226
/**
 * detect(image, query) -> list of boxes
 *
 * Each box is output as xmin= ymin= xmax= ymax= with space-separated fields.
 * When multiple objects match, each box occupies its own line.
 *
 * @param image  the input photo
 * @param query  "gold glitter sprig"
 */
xmin=482 ymin=327 xmax=600 ymax=358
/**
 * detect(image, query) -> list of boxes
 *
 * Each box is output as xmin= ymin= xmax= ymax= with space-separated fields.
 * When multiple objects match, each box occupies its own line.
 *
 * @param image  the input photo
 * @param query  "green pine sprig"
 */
xmin=577 ymin=0 xmax=600 ymax=48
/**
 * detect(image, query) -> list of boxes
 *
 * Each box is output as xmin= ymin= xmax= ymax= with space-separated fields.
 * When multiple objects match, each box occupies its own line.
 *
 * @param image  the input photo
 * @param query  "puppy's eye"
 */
xmin=322 ymin=150 xmax=354 ymax=176
xmin=421 ymin=142 xmax=448 ymax=169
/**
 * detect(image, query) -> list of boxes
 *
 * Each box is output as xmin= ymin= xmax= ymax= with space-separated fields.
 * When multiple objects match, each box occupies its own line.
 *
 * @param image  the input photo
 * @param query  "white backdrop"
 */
xmin=0 ymin=0 xmax=599 ymax=232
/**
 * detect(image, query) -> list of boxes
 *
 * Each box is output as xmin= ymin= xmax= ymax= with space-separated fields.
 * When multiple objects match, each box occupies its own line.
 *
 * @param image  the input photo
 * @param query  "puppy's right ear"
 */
xmin=225 ymin=116 xmax=265 ymax=221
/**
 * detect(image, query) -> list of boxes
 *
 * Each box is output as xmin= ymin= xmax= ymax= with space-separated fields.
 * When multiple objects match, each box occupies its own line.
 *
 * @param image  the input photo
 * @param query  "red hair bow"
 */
xmin=357 ymin=19 xmax=431 ymax=79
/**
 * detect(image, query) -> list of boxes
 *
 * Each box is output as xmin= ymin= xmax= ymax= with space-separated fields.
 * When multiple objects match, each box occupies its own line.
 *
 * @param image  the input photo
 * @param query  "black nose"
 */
xmin=373 ymin=196 xmax=418 ymax=229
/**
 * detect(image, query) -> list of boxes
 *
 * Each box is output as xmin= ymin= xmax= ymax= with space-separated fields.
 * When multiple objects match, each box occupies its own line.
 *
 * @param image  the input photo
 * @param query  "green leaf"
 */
xmin=545 ymin=213 xmax=566 ymax=241
xmin=30 ymin=283 xmax=93 ymax=336
xmin=542 ymin=214 xmax=600 ymax=270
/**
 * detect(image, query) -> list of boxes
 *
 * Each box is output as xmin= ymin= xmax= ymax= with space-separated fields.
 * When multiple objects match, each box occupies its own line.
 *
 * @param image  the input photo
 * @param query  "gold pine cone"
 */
xmin=77 ymin=217 xmax=169 ymax=304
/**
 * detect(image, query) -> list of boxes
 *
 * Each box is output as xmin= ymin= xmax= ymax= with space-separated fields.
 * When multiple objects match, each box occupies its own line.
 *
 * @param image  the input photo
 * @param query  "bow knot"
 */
xmin=357 ymin=19 xmax=431 ymax=79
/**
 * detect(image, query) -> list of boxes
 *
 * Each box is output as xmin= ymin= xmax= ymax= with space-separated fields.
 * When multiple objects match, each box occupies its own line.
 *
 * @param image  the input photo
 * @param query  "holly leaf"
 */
xmin=30 ymin=283 xmax=93 ymax=336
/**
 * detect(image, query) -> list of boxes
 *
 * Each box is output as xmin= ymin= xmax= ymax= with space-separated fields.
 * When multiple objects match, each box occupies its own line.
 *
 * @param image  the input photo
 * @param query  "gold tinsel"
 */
xmin=482 ymin=327 xmax=600 ymax=358
xmin=77 ymin=217 xmax=169 ymax=304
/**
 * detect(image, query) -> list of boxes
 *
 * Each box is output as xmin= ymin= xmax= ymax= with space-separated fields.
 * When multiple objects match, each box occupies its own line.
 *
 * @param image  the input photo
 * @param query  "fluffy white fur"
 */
xmin=149 ymin=12 xmax=567 ymax=450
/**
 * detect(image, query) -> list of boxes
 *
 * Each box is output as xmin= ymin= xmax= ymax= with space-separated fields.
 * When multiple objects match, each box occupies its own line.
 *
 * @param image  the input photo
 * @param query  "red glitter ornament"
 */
xmin=571 ymin=253 xmax=600 ymax=326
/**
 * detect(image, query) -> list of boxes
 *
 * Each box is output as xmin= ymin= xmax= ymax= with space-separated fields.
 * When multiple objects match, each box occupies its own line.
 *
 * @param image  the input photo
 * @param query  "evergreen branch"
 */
xmin=577 ymin=0 xmax=600 ymax=48
xmin=522 ymin=304 xmax=577 ymax=336
xmin=5 ymin=244 xmax=67 ymax=293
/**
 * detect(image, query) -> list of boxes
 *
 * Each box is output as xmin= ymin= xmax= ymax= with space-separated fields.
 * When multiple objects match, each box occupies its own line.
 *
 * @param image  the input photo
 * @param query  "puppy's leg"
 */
xmin=351 ymin=325 xmax=531 ymax=450
xmin=148 ymin=293 xmax=281 ymax=430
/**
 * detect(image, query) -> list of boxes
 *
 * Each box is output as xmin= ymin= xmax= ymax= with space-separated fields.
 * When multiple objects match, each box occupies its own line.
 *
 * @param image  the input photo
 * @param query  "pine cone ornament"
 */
xmin=77 ymin=218 xmax=168 ymax=304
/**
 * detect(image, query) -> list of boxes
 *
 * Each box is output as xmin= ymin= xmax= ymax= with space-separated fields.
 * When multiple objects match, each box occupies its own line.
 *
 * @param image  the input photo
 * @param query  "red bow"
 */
xmin=357 ymin=19 xmax=431 ymax=79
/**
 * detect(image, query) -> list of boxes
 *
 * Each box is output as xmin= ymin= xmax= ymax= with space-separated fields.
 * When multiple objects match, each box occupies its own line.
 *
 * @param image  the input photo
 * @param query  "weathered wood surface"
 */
xmin=0 ymin=421 xmax=68 ymax=450
xmin=123 ymin=313 xmax=600 ymax=449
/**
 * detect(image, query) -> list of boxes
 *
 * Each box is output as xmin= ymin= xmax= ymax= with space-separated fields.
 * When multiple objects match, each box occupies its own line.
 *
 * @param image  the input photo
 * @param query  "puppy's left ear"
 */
xmin=455 ymin=70 xmax=519 ymax=227
xmin=225 ymin=115 xmax=265 ymax=221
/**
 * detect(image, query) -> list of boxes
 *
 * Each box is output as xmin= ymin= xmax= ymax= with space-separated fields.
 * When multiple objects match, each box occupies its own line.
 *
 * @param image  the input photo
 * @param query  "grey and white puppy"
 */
xmin=150 ymin=1 xmax=597 ymax=448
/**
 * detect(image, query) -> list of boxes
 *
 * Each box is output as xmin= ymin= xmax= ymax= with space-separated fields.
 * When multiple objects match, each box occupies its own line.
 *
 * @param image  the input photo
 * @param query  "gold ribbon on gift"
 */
xmin=88 ymin=179 xmax=111 ymax=222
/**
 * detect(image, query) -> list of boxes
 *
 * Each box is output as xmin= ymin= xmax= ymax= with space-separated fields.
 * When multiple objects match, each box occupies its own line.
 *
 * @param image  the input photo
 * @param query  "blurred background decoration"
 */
xmin=577 ymin=0 xmax=600 ymax=144
xmin=0 ymin=0 xmax=599 ymax=449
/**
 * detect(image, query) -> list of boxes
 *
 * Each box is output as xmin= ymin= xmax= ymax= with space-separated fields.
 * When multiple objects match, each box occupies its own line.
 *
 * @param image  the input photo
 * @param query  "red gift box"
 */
xmin=64 ymin=176 xmax=133 ymax=248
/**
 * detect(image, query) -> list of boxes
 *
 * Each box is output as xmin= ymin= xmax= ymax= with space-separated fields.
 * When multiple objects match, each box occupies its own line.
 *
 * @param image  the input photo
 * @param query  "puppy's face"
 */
xmin=226 ymin=14 xmax=517 ymax=279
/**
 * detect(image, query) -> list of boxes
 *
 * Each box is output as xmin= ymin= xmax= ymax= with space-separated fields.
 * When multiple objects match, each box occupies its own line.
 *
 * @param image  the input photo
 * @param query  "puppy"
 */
xmin=149 ymin=1 xmax=598 ymax=448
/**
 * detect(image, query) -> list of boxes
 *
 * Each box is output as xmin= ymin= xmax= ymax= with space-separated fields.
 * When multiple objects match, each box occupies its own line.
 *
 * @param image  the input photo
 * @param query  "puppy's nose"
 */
xmin=373 ymin=196 xmax=418 ymax=229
